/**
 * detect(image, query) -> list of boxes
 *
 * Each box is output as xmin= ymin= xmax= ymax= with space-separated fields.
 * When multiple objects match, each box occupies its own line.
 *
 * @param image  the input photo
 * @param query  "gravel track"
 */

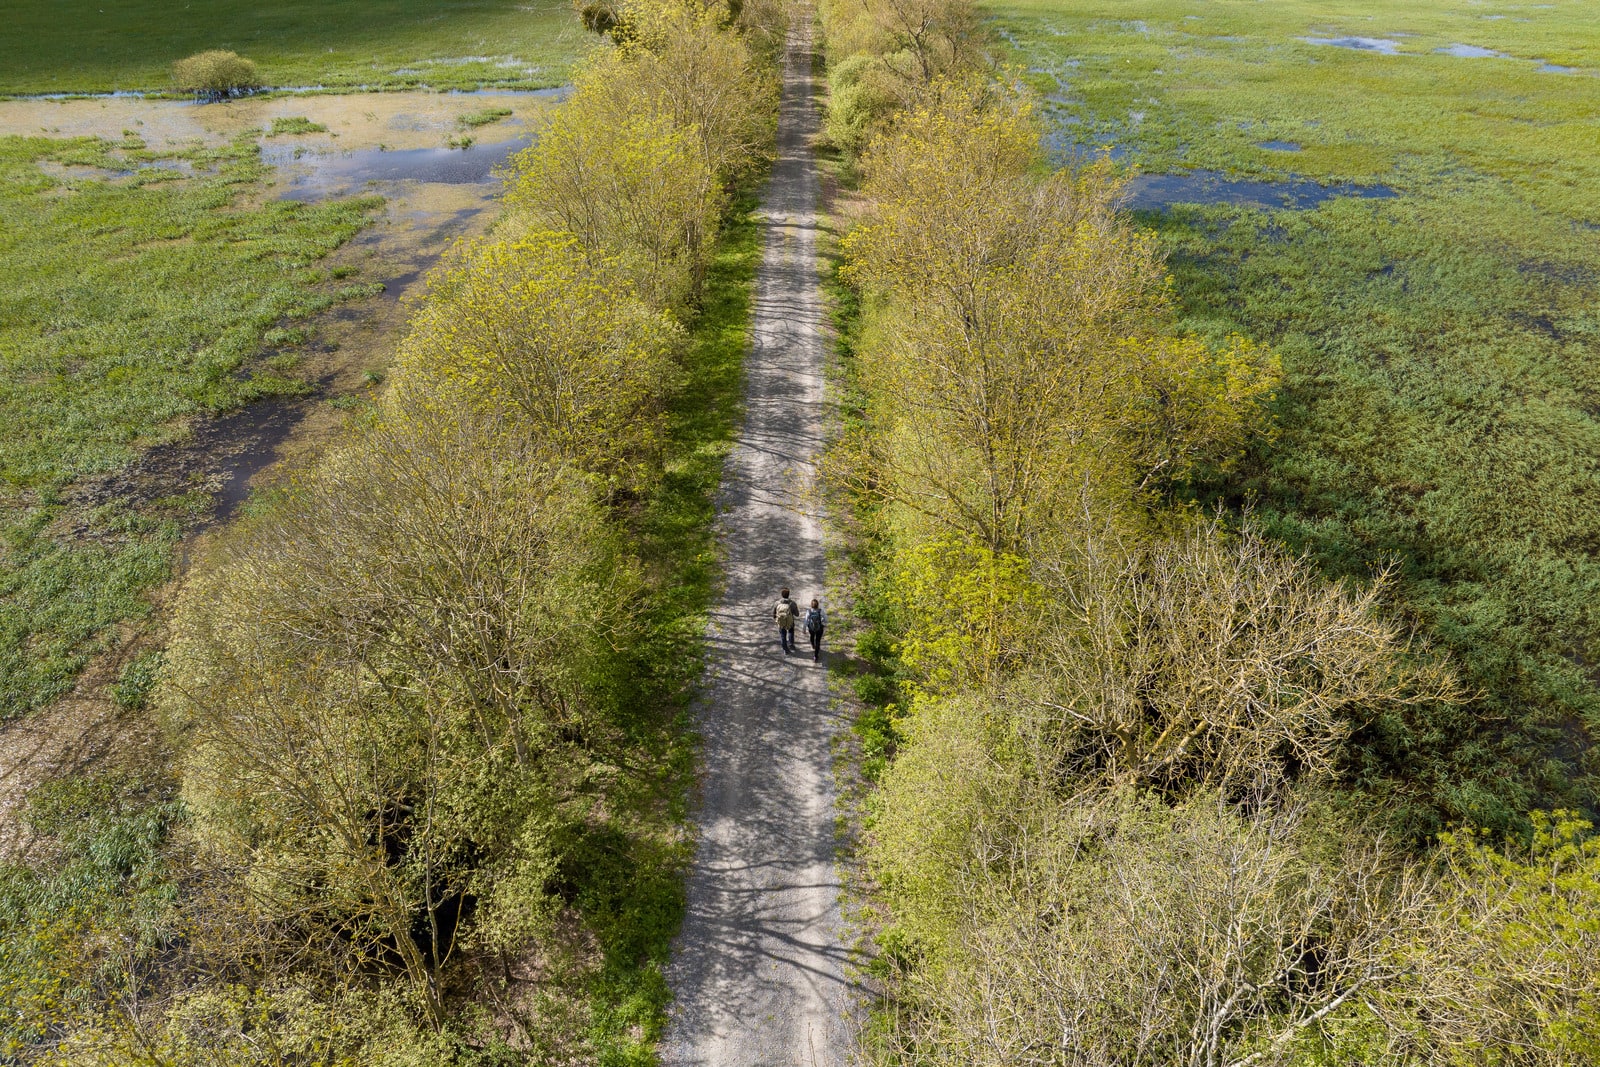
xmin=660 ymin=10 xmax=853 ymax=1066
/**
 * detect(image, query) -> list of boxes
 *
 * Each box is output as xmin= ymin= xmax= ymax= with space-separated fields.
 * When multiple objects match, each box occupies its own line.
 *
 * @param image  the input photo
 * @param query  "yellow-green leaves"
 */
xmin=506 ymin=0 xmax=776 ymax=310
xmin=892 ymin=538 xmax=1035 ymax=696
xmin=397 ymin=232 xmax=680 ymax=493
xmin=840 ymin=86 xmax=1280 ymax=554
xmin=508 ymin=100 xmax=718 ymax=311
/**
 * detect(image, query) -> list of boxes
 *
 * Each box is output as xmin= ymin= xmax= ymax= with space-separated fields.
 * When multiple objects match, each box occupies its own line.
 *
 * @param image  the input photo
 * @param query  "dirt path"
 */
xmin=660 ymin=10 xmax=852 ymax=1067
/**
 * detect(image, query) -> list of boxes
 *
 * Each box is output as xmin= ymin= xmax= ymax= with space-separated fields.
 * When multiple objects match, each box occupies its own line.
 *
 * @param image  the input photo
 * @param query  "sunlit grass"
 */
xmin=0 ymin=0 xmax=592 ymax=95
xmin=0 ymin=132 xmax=382 ymax=717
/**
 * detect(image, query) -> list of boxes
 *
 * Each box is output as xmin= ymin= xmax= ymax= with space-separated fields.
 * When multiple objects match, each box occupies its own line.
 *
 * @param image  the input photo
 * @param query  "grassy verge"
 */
xmin=817 ymin=248 xmax=904 ymax=785
xmin=0 ymin=133 xmax=384 ymax=720
xmin=582 ymin=190 xmax=763 ymax=1063
xmin=989 ymin=0 xmax=1600 ymax=837
xmin=1 ymin=0 xmax=590 ymax=95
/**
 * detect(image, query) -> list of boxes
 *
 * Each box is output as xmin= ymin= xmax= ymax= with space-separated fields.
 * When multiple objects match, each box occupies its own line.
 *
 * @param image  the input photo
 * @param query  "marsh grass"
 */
xmin=0 ymin=0 xmax=590 ymax=95
xmin=265 ymin=115 xmax=328 ymax=136
xmin=458 ymin=107 xmax=515 ymax=129
xmin=989 ymin=0 xmax=1600 ymax=836
xmin=0 ymin=132 xmax=382 ymax=719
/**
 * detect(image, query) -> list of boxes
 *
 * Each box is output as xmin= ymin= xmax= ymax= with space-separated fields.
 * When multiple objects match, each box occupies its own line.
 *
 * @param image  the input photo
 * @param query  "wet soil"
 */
xmin=0 ymin=88 xmax=556 ymax=154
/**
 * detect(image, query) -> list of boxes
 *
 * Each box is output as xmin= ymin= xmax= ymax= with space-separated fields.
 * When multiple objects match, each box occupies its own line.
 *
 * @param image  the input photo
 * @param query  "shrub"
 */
xmin=506 ymin=95 xmax=720 ymax=310
xmin=823 ymin=53 xmax=901 ymax=158
xmin=169 ymin=50 xmax=261 ymax=100
xmin=395 ymin=231 xmax=680 ymax=493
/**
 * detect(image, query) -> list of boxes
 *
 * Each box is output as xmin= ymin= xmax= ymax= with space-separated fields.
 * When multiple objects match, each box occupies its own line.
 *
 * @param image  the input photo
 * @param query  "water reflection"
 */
xmin=1436 ymin=44 xmax=1505 ymax=58
xmin=264 ymin=137 xmax=527 ymax=201
xmin=1299 ymin=36 xmax=1403 ymax=55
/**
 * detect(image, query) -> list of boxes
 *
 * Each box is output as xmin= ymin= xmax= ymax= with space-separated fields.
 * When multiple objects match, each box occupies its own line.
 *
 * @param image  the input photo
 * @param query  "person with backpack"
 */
xmin=803 ymin=597 xmax=826 ymax=662
xmin=774 ymin=587 xmax=800 ymax=654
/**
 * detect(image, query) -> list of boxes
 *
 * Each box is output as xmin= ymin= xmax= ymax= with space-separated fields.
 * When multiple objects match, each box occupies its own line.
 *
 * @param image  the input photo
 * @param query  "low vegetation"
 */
xmin=1 ymin=0 xmax=781 ymax=1061
xmin=817 ymin=0 xmax=1600 ymax=1062
xmin=266 ymin=115 xmax=328 ymax=136
xmin=457 ymin=106 xmax=514 ymax=129
xmin=0 ymin=132 xmax=382 ymax=720
xmin=0 ymin=0 xmax=590 ymax=95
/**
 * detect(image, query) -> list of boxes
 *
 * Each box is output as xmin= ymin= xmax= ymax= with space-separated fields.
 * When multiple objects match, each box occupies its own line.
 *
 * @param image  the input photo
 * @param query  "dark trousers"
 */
xmin=780 ymin=625 xmax=795 ymax=652
xmin=808 ymin=627 xmax=823 ymax=658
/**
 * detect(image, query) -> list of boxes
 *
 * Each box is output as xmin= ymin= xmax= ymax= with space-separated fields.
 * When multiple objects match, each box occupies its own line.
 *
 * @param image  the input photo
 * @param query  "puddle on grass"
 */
xmin=1121 ymin=170 xmax=1398 ymax=212
xmin=1299 ymin=36 xmax=1404 ymax=55
xmin=266 ymin=137 xmax=528 ymax=201
xmin=1258 ymin=140 xmax=1302 ymax=152
xmin=1437 ymin=44 xmax=1506 ymax=58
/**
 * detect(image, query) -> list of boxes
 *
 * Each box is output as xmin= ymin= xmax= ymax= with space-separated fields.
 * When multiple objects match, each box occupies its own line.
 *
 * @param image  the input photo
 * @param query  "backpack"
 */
xmin=804 ymin=607 xmax=824 ymax=633
xmin=776 ymin=599 xmax=796 ymax=627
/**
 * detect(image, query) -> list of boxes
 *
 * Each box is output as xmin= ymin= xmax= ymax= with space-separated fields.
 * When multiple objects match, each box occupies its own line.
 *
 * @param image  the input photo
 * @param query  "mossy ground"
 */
xmin=989 ymin=0 xmax=1600 ymax=837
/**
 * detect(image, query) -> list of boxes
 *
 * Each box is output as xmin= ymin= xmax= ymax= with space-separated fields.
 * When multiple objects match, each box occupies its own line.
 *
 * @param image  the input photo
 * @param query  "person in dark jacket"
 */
xmin=803 ymin=597 xmax=826 ymax=662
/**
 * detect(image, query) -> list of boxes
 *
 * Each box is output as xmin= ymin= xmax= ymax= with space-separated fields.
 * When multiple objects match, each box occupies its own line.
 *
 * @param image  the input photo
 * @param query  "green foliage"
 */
xmin=457 ymin=107 xmax=514 ymax=130
xmin=0 ymin=0 xmax=590 ymax=94
xmin=0 ymin=134 xmax=381 ymax=719
xmin=169 ymin=50 xmax=261 ymax=98
xmin=822 ymin=52 xmax=903 ymax=160
xmin=111 ymin=650 xmax=162 ymax=711
xmin=890 ymin=538 xmax=1034 ymax=696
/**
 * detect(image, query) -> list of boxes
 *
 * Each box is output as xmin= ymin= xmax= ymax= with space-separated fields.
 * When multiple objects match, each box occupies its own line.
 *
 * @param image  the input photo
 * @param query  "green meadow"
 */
xmin=0 ymin=133 xmax=382 ymax=718
xmin=991 ymin=0 xmax=1600 ymax=835
xmin=0 ymin=0 xmax=590 ymax=95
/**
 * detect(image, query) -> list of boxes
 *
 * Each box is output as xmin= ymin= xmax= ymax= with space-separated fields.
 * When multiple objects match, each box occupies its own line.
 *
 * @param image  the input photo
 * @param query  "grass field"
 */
xmin=0 ymin=0 xmax=590 ymax=95
xmin=989 ymin=0 xmax=1600 ymax=836
xmin=0 ymin=132 xmax=383 ymax=719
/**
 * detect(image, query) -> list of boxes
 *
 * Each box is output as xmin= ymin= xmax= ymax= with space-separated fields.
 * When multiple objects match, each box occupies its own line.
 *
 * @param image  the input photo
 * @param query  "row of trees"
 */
xmin=25 ymin=2 xmax=781 ymax=1063
xmin=821 ymin=4 xmax=1600 ymax=1064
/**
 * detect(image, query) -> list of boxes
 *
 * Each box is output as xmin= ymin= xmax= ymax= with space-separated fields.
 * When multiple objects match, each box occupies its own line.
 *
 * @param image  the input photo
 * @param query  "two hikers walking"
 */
xmin=774 ymin=587 xmax=825 ymax=661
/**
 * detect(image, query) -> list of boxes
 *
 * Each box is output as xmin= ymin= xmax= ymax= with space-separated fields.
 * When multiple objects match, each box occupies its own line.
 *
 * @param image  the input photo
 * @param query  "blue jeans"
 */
xmin=780 ymin=625 xmax=795 ymax=652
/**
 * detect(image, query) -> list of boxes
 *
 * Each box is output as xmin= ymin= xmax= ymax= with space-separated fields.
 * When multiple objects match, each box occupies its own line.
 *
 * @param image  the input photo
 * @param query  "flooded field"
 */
xmin=0 ymin=88 xmax=553 ymax=151
xmin=1 ymin=87 xmax=554 ymax=508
